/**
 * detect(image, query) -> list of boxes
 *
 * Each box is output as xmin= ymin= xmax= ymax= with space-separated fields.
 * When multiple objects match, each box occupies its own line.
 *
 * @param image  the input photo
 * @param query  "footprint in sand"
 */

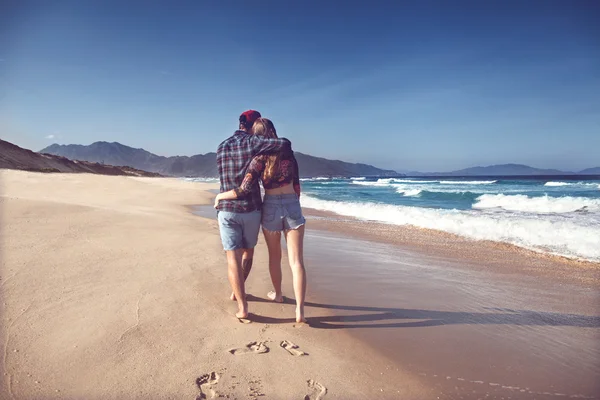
xmin=304 ymin=379 xmax=327 ymax=400
xmin=196 ymin=371 xmax=220 ymax=400
xmin=280 ymin=340 xmax=308 ymax=356
xmin=228 ymin=341 xmax=269 ymax=355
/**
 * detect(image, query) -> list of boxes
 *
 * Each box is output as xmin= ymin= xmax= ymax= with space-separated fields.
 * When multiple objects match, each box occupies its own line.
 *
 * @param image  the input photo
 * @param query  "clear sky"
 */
xmin=1 ymin=0 xmax=599 ymax=172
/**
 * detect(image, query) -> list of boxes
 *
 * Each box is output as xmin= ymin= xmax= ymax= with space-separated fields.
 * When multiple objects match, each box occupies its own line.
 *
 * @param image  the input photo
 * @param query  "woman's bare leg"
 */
xmin=284 ymin=225 xmax=306 ymax=323
xmin=263 ymin=228 xmax=283 ymax=303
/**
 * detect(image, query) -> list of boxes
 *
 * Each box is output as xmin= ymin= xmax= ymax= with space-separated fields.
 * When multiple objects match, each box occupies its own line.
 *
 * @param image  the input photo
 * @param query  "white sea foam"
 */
xmin=396 ymin=188 xmax=422 ymax=197
xmin=300 ymin=177 xmax=331 ymax=181
xmin=377 ymin=178 xmax=437 ymax=184
xmin=352 ymin=180 xmax=389 ymax=187
xmin=545 ymin=181 xmax=571 ymax=187
xmin=351 ymin=177 xmax=366 ymax=180
xmin=353 ymin=180 xmax=495 ymax=196
xmin=380 ymin=179 xmax=438 ymax=184
xmin=473 ymin=194 xmax=600 ymax=213
xmin=545 ymin=181 xmax=600 ymax=188
xmin=376 ymin=179 xmax=497 ymax=185
xmin=301 ymin=195 xmax=600 ymax=261
xmin=439 ymin=180 xmax=497 ymax=185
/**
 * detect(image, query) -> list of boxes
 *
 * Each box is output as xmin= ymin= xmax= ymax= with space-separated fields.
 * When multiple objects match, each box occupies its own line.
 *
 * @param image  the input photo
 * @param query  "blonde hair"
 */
xmin=252 ymin=118 xmax=279 ymax=182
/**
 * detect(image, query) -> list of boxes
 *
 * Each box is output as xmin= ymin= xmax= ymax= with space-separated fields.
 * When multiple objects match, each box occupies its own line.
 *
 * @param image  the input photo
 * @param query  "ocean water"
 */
xmin=299 ymin=176 xmax=600 ymax=262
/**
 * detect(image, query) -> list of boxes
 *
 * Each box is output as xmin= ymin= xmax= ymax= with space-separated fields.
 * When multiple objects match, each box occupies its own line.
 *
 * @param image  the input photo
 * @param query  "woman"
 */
xmin=214 ymin=118 xmax=307 ymax=324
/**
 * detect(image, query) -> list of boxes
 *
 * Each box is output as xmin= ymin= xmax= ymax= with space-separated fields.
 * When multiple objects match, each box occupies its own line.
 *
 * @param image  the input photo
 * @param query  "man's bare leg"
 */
xmin=226 ymin=249 xmax=248 ymax=319
xmin=230 ymin=248 xmax=254 ymax=301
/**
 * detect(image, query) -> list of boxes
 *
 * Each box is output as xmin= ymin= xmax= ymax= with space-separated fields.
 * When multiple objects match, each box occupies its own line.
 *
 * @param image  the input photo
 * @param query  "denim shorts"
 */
xmin=217 ymin=210 xmax=262 ymax=251
xmin=262 ymin=194 xmax=306 ymax=232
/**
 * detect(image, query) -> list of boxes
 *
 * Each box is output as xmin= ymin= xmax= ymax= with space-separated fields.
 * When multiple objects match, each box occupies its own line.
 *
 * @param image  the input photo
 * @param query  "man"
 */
xmin=216 ymin=110 xmax=292 ymax=320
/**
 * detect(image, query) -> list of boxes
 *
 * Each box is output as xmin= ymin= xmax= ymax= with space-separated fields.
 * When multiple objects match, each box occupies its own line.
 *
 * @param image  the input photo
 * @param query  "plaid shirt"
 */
xmin=216 ymin=130 xmax=291 ymax=213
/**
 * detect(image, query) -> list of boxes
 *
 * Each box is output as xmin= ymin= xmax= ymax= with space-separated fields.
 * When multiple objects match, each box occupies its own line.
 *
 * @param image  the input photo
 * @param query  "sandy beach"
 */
xmin=0 ymin=170 xmax=429 ymax=399
xmin=2 ymin=171 xmax=599 ymax=399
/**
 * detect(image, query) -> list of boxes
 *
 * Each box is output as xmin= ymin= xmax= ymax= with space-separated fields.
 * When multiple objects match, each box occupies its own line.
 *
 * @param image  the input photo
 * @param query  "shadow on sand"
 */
xmin=246 ymin=295 xmax=600 ymax=329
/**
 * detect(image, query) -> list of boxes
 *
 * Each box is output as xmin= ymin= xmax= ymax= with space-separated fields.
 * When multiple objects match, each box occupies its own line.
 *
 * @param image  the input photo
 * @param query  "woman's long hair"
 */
xmin=252 ymin=118 xmax=279 ymax=182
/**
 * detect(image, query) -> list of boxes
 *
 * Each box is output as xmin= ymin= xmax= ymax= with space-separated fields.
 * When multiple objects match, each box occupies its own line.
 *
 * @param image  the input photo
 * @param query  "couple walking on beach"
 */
xmin=214 ymin=110 xmax=307 ymax=324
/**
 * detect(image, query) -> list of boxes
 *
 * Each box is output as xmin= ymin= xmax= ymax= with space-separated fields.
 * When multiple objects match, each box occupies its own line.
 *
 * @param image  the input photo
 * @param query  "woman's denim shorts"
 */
xmin=262 ymin=194 xmax=306 ymax=232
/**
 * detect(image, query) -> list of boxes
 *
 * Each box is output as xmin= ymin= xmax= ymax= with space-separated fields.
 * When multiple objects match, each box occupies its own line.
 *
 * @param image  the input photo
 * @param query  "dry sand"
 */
xmin=0 ymin=170 xmax=430 ymax=400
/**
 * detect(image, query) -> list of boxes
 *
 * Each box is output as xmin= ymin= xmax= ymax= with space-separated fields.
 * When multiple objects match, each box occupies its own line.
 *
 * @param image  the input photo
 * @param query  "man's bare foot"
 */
xmin=267 ymin=291 xmax=284 ymax=303
xmin=236 ymin=301 xmax=249 ymax=320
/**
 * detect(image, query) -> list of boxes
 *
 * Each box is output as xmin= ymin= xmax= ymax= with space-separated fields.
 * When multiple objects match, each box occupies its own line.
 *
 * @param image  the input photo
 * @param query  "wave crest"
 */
xmin=396 ymin=188 xmax=422 ymax=197
xmin=439 ymin=180 xmax=497 ymax=185
xmin=473 ymin=194 xmax=600 ymax=213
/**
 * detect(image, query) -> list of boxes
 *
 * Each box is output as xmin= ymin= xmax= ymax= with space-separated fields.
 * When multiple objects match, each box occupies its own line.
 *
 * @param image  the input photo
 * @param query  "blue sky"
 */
xmin=1 ymin=0 xmax=599 ymax=172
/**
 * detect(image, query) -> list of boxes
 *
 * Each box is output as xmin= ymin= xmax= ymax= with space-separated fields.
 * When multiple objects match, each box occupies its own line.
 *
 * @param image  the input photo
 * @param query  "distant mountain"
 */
xmin=294 ymin=152 xmax=397 ymax=177
xmin=579 ymin=167 xmax=600 ymax=175
xmin=40 ymin=141 xmax=398 ymax=178
xmin=407 ymin=163 xmax=576 ymax=176
xmin=0 ymin=139 xmax=161 ymax=177
xmin=41 ymin=142 xmax=172 ymax=172
xmin=447 ymin=164 xmax=570 ymax=176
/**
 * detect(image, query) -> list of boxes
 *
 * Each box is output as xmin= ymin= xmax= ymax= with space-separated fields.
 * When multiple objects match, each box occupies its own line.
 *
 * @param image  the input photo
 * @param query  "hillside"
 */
xmin=40 ymin=141 xmax=397 ymax=178
xmin=449 ymin=164 xmax=569 ymax=176
xmin=410 ymin=163 xmax=574 ymax=176
xmin=0 ymin=139 xmax=161 ymax=177
xmin=579 ymin=167 xmax=600 ymax=175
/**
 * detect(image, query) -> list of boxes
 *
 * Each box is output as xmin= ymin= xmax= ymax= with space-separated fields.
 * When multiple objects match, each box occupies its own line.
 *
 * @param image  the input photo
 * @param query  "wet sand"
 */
xmin=192 ymin=203 xmax=600 ymax=399
xmin=301 ymin=229 xmax=600 ymax=399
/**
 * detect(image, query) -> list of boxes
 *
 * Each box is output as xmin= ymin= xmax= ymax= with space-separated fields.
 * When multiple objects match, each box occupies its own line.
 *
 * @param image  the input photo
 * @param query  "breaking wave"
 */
xmin=473 ymin=194 xmax=600 ymax=213
xmin=301 ymin=195 xmax=600 ymax=261
xmin=439 ymin=180 xmax=497 ymax=185
xmin=396 ymin=188 xmax=423 ymax=197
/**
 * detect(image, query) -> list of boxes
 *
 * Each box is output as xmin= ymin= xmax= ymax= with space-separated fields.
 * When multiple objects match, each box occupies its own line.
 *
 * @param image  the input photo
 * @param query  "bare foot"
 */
xmin=296 ymin=307 xmax=307 ymax=324
xmin=267 ymin=291 xmax=284 ymax=303
xmin=235 ymin=301 xmax=249 ymax=320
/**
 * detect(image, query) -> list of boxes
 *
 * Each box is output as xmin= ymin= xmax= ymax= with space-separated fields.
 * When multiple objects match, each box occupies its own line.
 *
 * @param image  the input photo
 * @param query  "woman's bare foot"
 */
xmin=295 ymin=306 xmax=306 ymax=324
xmin=267 ymin=291 xmax=284 ymax=303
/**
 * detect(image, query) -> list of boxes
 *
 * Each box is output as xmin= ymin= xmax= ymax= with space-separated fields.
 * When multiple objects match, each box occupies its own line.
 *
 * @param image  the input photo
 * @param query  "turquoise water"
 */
xmin=299 ymin=176 xmax=600 ymax=262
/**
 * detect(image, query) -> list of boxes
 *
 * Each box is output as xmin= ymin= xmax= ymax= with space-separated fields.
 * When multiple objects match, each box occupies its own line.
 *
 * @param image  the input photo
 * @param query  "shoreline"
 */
xmin=190 ymin=199 xmax=600 ymax=399
xmin=192 ymin=201 xmax=599 ymax=283
xmin=303 ymin=208 xmax=600 ymax=285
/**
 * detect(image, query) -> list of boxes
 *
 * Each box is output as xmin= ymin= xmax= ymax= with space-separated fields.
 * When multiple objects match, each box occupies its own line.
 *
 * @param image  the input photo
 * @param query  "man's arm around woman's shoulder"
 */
xmin=249 ymin=134 xmax=292 ymax=156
